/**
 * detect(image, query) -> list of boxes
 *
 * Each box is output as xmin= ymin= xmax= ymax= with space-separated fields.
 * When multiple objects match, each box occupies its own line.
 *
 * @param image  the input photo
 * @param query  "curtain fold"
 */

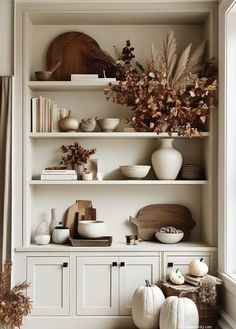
xmin=0 ymin=76 xmax=12 ymax=274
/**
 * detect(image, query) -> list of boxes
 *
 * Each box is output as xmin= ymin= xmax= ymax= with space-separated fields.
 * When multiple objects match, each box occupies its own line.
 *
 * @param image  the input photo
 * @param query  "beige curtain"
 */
xmin=0 ymin=76 xmax=12 ymax=274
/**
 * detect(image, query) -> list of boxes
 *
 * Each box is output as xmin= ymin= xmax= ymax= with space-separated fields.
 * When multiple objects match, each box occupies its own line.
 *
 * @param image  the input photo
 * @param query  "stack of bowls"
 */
xmin=180 ymin=164 xmax=202 ymax=180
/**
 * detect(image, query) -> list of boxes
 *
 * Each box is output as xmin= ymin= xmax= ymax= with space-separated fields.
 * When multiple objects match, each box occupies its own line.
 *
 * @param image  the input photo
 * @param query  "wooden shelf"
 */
xmin=29 ymin=180 xmax=208 ymax=185
xmin=29 ymin=132 xmax=210 ymax=139
xmin=28 ymin=80 xmax=117 ymax=91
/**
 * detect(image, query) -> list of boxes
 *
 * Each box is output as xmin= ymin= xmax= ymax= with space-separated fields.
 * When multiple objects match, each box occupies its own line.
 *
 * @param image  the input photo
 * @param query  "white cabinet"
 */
xmin=119 ymin=257 xmax=160 ymax=315
xmin=76 ymin=256 xmax=160 ymax=316
xmin=76 ymin=256 xmax=119 ymax=315
xmin=27 ymin=257 xmax=70 ymax=316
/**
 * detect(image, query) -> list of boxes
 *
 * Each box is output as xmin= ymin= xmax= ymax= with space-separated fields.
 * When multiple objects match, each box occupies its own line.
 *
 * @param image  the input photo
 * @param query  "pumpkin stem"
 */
xmin=145 ymin=280 xmax=151 ymax=287
xmin=200 ymin=258 xmax=204 ymax=262
xmin=176 ymin=268 xmax=179 ymax=273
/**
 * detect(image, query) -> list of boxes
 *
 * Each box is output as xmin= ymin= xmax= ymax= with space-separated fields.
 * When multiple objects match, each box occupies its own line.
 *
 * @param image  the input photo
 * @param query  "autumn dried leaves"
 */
xmin=105 ymin=30 xmax=217 ymax=136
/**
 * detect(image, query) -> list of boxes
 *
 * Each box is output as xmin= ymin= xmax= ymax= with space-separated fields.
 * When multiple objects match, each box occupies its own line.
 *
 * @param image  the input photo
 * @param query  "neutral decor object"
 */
xmin=34 ymin=220 xmax=50 ymax=237
xmin=97 ymin=118 xmax=120 ymax=132
xmin=132 ymin=280 xmax=165 ymax=329
xmin=35 ymin=61 xmax=61 ymax=81
xmin=169 ymin=269 xmax=185 ymax=285
xmin=155 ymin=227 xmax=184 ymax=244
xmin=159 ymin=296 xmax=199 ymax=329
xmin=120 ymin=165 xmax=151 ymax=179
xmin=189 ymin=258 xmax=209 ymax=277
xmin=52 ymin=224 xmax=70 ymax=244
xmin=80 ymin=117 xmax=97 ymax=132
xmin=46 ymin=32 xmax=116 ymax=80
xmin=151 ymin=139 xmax=183 ymax=180
xmin=35 ymin=235 xmax=50 ymax=245
xmin=105 ymin=34 xmax=217 ymax=136
xmin=49 ymin=208 xmax=59 ymax=235
xmin=180 ymin=163 xmax=202 ymax=180
xmin=0 ymin=262 xmax=31 ymax=328
xmin=130 ymin=204 xmax=195 ymax=241
xmin=59 ymin=111 xmax=79 ymax=132
xmin=70 ymin=236 xmax=112 ymax=247
xmin=77 ymin=220 xmax=106 ymax=238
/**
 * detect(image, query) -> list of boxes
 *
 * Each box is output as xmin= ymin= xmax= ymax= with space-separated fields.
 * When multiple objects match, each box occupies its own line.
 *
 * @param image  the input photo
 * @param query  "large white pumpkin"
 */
xmin=159 ymin=296 xmax=199 ymax=329
xmin=132 ymin=280 xmax=165 ymax=329
xmin=189 ymin=258 xmax=209 ymax=277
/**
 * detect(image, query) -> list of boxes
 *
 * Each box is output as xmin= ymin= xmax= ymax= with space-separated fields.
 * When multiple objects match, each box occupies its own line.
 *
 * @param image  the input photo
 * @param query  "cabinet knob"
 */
xmin=62 ymin=262 xmax=68 ymax=268
xmin=167 ymin=262 xmax=174 ymax=268
xmin=120 ymin=262 xmax=125 ymax=267
xmin=112 ymin=262 xmax=118 ymax=267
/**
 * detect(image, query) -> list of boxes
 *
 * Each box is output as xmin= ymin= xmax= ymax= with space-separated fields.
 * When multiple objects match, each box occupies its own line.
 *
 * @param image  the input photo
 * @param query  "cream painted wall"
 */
xmin=0 ymin=0 xmax=13 ymax=75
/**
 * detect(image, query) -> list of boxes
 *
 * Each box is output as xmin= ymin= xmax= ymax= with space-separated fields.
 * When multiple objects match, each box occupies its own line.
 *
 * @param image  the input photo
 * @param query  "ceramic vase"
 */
xmin=151 ymin=138 xmax=182 ymax=180
xmin=49 ymin=208 xmax=59 ymax=234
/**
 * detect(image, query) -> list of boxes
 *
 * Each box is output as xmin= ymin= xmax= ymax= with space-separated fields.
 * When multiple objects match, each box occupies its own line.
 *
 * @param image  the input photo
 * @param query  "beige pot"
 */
xmin=59 ymin=111 xmax=79 ymax=131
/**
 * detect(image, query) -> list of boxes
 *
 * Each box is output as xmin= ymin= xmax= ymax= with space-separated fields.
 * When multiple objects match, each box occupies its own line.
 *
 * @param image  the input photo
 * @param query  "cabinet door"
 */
xmin=27 ymin=257 xmax=70 ymax=316
xmin=166 ymin=255 xmax=210 ymax=276
xmin=76 ymin=256 xmax=119 ymax=315
xmin=119 ymin=256 xmax=161 ymax=315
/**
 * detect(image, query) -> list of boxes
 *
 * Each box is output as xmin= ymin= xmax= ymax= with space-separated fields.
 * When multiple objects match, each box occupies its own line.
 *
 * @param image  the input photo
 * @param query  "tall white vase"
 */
xmin=151 ymin=138 xmax=183 ymax=180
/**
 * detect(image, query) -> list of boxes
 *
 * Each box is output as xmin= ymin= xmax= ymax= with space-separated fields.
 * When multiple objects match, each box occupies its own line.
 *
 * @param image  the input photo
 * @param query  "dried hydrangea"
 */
xmin=60 ymin=142 xmax=96 ymax=169
xmin=105 ymin=32 xmax=217 ymax=136
xmin=0 ymin=262 xmax=31 ymax=328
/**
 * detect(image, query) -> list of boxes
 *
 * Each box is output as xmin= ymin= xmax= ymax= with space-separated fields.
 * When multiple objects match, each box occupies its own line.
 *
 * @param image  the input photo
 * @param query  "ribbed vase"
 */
xmin=151 ymin=138 xmax=183 ymax=180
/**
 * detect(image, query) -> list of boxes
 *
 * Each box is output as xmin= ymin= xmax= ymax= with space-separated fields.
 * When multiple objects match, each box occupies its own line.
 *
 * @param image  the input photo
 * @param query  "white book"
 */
xmin=38 ymin=95 xmax=44 ymax=132
xmin=42 ymin=169 xmax=76 ymax=174
xmin=31 ymin=97 xmax=37 ymax=133
xmin=50 ymin=103 xmax=59 ymax=132
xmin=41 ymin=174 xmax=78 ymax=180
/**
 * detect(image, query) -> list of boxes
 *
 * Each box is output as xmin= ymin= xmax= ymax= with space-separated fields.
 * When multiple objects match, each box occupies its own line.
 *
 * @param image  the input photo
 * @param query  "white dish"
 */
xmin=78 ymin=220 xmax=107 ymax=238
xmin=120 ymin=165 xmax=151 ymax=179
xmin=155 ymin=231 xmax=184 ymax=244
xmin=35 ymin=234 xmax=51 ymax=245
xmin=97 ymin=118 xmax=120 ymax=132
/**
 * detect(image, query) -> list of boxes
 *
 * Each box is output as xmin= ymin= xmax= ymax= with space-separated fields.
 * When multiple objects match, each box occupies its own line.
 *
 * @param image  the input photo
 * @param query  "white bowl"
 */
xmin=35 ymin=234 xmax=51 ymax=245
xmin=78 ymin=220 xmax=107 ymax=238
xmin=120 ymin=165 xmax=151 ymax=179
xmin=155 ymin=231 xmax=184 ymax=244
xmin=97 ymin=118 xmax=120 ymax=132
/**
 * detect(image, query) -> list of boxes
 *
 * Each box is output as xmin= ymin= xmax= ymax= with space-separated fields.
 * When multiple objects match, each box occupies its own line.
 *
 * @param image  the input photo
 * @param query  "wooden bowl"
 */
xmin=35 ymin=70 xmax=53 ymax=81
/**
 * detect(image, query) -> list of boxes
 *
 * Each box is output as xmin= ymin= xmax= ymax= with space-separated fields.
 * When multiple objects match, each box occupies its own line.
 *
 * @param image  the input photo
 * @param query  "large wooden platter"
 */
xmin=130 ymin=204 xmax=196 ymax=241
xmin=46 ymin=32 xmax=100 ymax=81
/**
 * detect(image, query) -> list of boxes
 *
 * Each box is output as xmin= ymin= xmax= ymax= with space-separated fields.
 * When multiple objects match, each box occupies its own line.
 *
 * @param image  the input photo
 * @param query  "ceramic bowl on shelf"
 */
xmin=155 ymin=231 xmax=184 ymax=244
xmin=35 ymin=234 xmax=51 ymax=245
xmin=97 ymin=118 xmax=120 ymax=132
xmin=120 ymin=165 xmax=151 ymax=179
xmin=78 ymin=220 xmax=107 ymax=238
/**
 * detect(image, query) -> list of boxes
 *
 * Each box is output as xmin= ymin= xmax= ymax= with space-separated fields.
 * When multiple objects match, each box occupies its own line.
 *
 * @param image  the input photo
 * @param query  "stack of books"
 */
xmin=40 ymin=169 xmax=78 ymax=181
xmin=31 ymin=96 xmax=69 ymax=133
xmin=71 ymin=74 xmax=117 ymax=83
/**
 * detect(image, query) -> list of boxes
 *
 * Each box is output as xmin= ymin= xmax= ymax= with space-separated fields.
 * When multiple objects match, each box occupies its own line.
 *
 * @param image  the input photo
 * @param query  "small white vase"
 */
xmin=49 ymin=208 xmax=59 ymax=235
xmin=151 ymin=138 xmax=183 ymax=180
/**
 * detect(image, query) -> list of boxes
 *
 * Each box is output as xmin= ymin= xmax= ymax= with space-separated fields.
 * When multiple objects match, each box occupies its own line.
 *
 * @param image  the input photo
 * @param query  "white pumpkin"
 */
xmin=132 ymin=280 xmax=165 ymax=329
xmin=169 ymin=269 xmax=185 ymax=285
xmin=189 ymin=258 xmax=208 ymax=277
xmin=160 ymin=296 xmax=199 ymax=329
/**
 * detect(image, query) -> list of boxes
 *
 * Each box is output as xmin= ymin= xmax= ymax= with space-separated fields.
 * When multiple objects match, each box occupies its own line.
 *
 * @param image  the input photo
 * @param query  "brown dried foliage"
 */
xmin=60 ymin=142 xmax=96 ymax=169
xmin=0 ymin=262 xmax=31 ymax=328
xmin=105 ymin=32 xmax=217 ymax=136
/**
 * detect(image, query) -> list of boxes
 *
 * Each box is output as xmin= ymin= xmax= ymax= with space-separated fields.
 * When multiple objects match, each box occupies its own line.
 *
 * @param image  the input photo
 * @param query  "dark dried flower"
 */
xmin=0 ymin=262 xmax=32 ymax=328
xmin=105 ymin=31 xmax=217 ymax=136
xmin=60 ymin=142 xmax=96 ymax=169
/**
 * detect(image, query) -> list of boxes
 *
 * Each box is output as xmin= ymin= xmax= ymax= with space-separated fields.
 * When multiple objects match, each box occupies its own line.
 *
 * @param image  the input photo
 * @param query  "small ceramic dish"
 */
xmin=35 ymin=235 xmax=51 ymax=245
xmin=155 ymin=231 xmax=184 ymax=244
xmin=120 ymin=165 xmax=151 ymax=179
xmin=78 ymin=220 xmax=106 ymax=238
xmin=97 ymin=118 xmax=120 ymax=132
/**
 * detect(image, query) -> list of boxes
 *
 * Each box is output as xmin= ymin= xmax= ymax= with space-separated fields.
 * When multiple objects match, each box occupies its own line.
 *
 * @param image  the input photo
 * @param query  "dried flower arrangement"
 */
xmin=0 ymin=262 xmax=31 ymax=328
xmin=105 ymin=31 xmax=217 ymax=136
xmin=60 ymin=142 xmax=96 ymax=169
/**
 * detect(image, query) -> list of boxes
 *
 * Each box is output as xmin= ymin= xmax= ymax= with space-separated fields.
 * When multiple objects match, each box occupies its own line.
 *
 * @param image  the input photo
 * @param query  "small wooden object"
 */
xmin=130 ymin=204 xmax=195 ymax=241
xmin=70 ymin=236 xmax=112 ymax=247
xmin=65 ymin=200 xmax=95 ymax=238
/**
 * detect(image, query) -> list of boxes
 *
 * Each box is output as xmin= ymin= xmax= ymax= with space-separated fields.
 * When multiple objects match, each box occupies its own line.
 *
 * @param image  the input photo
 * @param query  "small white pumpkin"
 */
xmin=132 ymin=280 xmax=165 ymax=329
xmin=159 ymin=296 xmax=199 ymax=329
xmin=169 ymin=268 xmax=185 ymax=285
xmin=189 ymin=258 xmax=209 ymax=277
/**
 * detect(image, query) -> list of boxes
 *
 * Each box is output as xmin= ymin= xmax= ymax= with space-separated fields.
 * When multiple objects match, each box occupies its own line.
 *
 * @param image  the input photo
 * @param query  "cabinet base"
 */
xmin=22 ymin=316 xmax=135 ymax=329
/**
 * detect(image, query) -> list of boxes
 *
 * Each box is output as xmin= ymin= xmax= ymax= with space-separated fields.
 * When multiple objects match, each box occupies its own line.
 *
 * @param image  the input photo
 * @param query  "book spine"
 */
xmin=51 ymin=103 xmax=59 ymax=132
xmin=31 ymin=97 xmax=37 ymax=132
xmin=41 ymin=174 xmax=78 ymax=180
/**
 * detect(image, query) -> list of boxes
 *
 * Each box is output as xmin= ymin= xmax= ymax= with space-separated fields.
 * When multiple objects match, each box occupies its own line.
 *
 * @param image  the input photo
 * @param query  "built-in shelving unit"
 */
xmin=28 ymin=80 xmax=118 ymax=91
